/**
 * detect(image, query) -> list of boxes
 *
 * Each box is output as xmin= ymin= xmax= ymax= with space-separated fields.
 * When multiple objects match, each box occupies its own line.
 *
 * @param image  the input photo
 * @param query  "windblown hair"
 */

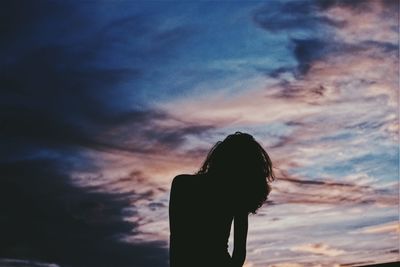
xmin=197 ymin=132 xmax=275 ymax=214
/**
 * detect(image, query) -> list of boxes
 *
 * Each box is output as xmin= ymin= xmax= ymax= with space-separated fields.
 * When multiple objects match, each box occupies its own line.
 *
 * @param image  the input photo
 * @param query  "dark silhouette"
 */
xmin=169 ymin=132 xmax=275 ymax=267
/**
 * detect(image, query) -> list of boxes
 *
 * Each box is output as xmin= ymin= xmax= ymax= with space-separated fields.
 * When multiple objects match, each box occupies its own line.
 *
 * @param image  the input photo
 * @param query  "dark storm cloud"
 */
xmin=0 ymin=1 xmax=204 ymax=266
xmin=0 ymin=0 xmax=206 ymax=157
xmin=0 ymin=47 xmax=160 ymax=159
xmin=0 ymin=159 xmax=167 ymax=267
xmin=0 ymin=1 xmax=75 ymax=54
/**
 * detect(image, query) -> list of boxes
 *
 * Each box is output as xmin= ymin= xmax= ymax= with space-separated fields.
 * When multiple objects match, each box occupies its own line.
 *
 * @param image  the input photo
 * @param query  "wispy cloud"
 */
xmin=357 ymin=221 xmax=400 ymax=235
xmin=1 ymin=0 xmax=398 ymax=266
xmin=291 ymin=243 xmax=345 ymax=257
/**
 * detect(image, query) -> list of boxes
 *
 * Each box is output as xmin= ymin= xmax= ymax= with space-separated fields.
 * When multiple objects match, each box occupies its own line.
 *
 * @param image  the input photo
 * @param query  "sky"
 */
xmin=0 ymin=0 xmax=399 ymax=267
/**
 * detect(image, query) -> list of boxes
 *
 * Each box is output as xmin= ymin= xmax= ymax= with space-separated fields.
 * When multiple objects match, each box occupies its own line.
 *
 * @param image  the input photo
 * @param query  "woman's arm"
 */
xmin=169 ymin=176 xmax=183 ymax=267
xmin=231 ymin=212 xmax=248 ymax=267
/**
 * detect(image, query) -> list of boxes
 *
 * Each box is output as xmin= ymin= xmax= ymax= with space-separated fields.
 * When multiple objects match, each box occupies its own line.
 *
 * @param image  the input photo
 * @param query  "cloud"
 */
xmin=0 ymin=1 xmax=207 ymax=266
xmin=291 ymin=243 xmax=345 ymax=257
xmin=290 ymin=38 xmax=330 ymax=75
xmin=0 ymin=0 xmax=210 ymax=160
xmin=0 ymin=159 xmax=168 ymax=267
xmin=358 ymin=222 xmax=400 ymax=234
xmin=252 ymin=0 xmax=342 ymax=33
xmin=317 ymin=0 xmax=398 ymax=46
xmin=0 ymin=258 xmax=61 ymax=267
xmin=0 ymin=1 xmax=75 ymax=57
xmin=253 ymin=0 xmax=398 ymax=79
xmin=157 ymin=0 xmax=398 ymax=210
xmin=270 ymin=173 xmax=398 ymax=206
xmin=269 ymin=263 xmax=304 ymax=267
xmin=1 ymin=1 xmax=398 ymax=266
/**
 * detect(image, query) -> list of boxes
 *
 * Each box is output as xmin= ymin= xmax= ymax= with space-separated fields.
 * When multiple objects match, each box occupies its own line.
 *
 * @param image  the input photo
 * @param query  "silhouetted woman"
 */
xmin=169 ymin=132 xmax=275 ymax=267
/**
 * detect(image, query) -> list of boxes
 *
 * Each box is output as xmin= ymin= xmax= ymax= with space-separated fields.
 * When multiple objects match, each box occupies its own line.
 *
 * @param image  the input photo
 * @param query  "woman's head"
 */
xmin=198 ymin=132 xmax=275 ymax=213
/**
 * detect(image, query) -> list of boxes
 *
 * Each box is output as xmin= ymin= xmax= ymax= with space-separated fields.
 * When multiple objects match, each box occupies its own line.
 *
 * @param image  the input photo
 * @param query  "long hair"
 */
xmin=197 ymin=132 xmax=275 ymax=214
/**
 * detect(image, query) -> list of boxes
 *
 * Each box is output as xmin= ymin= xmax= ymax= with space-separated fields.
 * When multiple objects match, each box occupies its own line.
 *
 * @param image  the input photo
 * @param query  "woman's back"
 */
xmin=169 ymin=174 xmax=234 ymax=267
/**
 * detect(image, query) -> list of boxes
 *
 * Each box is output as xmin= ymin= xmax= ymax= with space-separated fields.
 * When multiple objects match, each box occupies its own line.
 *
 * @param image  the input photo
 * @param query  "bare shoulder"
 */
xmin=171 ymin=174 xmax=195 ymax=189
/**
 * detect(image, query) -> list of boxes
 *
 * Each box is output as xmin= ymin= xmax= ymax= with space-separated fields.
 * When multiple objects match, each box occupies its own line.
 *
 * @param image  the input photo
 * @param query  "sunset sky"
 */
xmin=0 ymin=1 xmax=398 ymax=266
